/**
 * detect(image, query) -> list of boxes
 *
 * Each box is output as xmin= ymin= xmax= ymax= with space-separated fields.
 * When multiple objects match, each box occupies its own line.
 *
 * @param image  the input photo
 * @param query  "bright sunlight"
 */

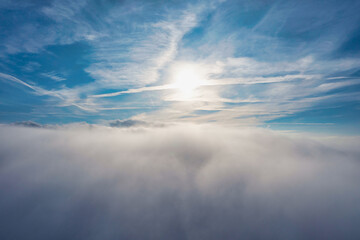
xmin=171 ymin=63 xmax=207 ymax=100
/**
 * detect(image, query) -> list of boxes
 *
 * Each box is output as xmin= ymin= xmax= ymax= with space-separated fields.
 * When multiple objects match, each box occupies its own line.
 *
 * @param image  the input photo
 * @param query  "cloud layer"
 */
xmin=1 ymin=124 xmax=360 ymax=239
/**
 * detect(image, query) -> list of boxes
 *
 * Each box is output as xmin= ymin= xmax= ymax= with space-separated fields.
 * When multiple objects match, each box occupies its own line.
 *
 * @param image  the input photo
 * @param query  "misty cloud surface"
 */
xmin=1 ymin=124 xmax=360 ymax=240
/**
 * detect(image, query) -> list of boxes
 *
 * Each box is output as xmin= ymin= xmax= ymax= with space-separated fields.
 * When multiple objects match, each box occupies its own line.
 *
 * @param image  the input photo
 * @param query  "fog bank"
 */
xmin=1 ymin=124 xmax=360 ymax=240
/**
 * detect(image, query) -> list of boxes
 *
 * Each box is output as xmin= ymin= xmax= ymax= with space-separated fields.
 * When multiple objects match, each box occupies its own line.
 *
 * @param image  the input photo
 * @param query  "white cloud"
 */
xmin=0 ymin=124 xmax=359 ymax=239
xmin=0 ymin=73 xmax=96 ymax=112
xmin=1 ymin=0 xmax=359 ymax=125
xmin=41 ymin=72 xmax=66 ymax=82
xmin=86 ymin=8 xmax=200 ymax=87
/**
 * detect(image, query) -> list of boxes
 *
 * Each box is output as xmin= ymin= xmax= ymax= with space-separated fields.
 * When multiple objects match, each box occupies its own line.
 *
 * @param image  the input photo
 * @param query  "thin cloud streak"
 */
xmin=90 ymin=74 xmax=319 ymax=98
xmin=0 ymin=73 xmax=95 ymax=112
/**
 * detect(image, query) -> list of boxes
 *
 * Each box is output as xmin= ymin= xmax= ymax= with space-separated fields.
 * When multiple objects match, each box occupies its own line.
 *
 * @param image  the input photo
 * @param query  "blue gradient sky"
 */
xmin=1 ymin=0 xmax=360 ymax=133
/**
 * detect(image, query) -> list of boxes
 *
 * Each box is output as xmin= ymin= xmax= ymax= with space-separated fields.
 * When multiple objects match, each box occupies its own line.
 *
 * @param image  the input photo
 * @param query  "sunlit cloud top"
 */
xmin=1 ymin=0 xmax=360 ymax=133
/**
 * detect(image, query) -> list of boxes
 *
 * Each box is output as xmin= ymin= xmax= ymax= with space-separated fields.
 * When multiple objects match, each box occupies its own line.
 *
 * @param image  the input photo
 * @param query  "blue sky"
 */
xmin=1 ymin=0 xmax=360 ymax=133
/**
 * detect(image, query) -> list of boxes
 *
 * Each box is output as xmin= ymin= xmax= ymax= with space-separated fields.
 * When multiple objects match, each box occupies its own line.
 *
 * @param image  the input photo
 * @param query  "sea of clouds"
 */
xmin=1 ymin=123 xmax=360 ymax=240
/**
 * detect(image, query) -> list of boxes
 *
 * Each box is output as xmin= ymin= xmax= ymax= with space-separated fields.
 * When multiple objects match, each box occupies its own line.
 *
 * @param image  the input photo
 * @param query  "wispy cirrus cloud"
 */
xmin=40 ymin=72 xmax=66 ymax=82
xmin=0 ymin=72 xmax=96 ymax=111
xmin=85 ymin=6 xmax=204 ymax=88
xmin=0 ymin=0 xmax=359 ymax=130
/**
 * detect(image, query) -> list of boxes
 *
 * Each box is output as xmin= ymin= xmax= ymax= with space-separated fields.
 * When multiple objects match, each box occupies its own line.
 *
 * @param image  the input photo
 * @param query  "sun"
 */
xmin=171 ymin=63 xmax=206 ymax=100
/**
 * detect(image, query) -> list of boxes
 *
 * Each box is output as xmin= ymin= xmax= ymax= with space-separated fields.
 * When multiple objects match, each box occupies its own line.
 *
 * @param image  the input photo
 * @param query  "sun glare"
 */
xmin=171 ymin=64 xmax=206 ymax=99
